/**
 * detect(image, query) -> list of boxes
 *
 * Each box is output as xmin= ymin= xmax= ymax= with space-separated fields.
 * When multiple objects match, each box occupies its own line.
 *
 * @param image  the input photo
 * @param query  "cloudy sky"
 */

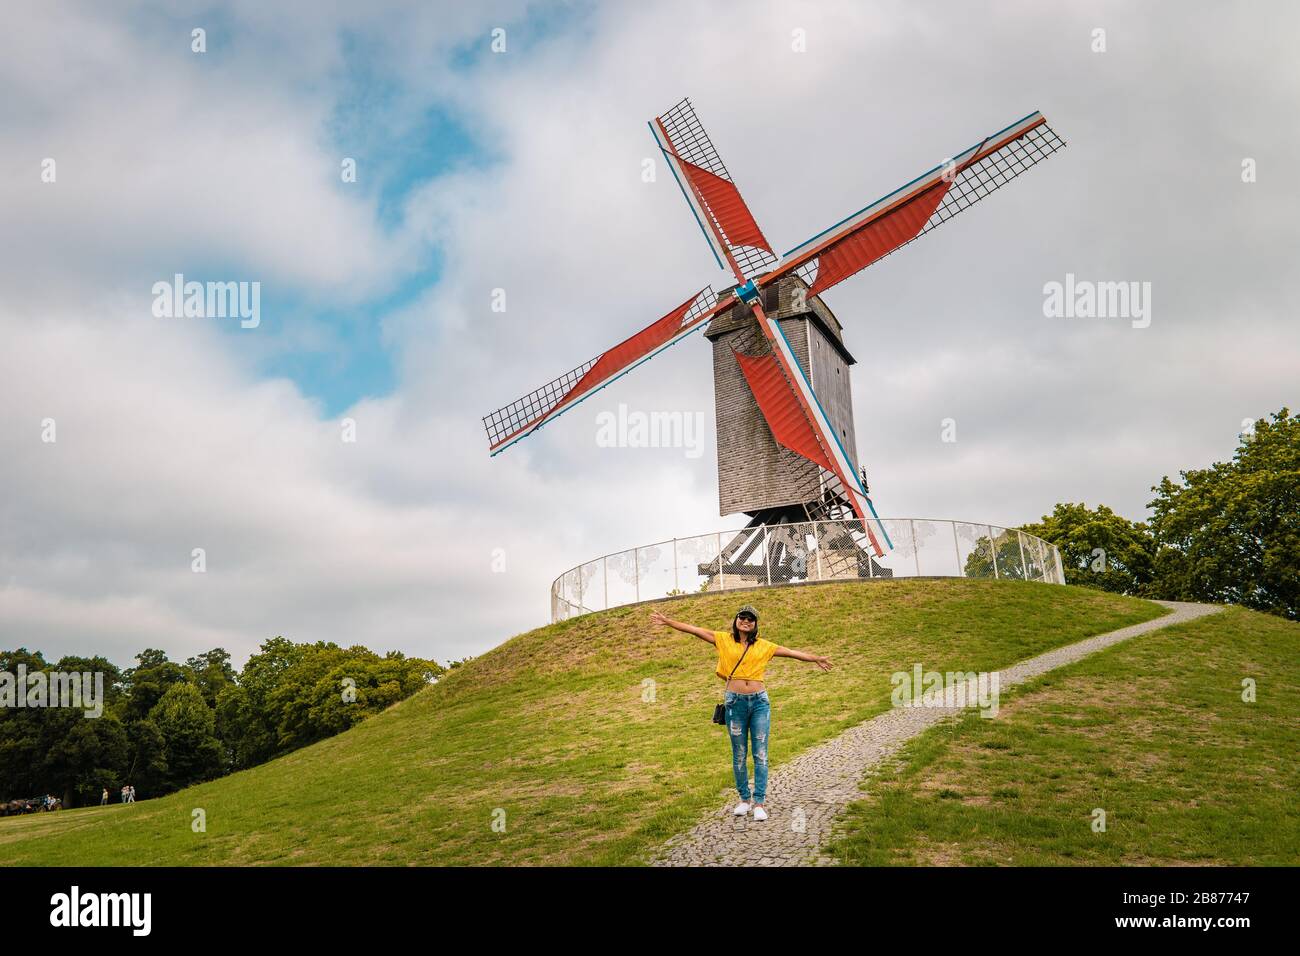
xmin=2 ymin=0 xmax=1296 ymax=668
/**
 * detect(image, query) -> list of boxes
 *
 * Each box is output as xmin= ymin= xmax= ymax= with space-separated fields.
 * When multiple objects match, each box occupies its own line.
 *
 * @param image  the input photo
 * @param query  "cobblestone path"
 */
xmin=649 ymin=601 xmax=1220 ymax=867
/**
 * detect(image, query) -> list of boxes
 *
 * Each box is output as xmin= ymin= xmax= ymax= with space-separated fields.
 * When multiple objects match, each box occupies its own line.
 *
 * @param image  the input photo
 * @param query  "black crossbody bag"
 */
xmin=711 ymin=641 xmax=750 ymax=724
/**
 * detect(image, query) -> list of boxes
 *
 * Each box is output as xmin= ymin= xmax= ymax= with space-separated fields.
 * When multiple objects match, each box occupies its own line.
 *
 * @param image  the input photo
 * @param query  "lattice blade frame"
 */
xmin=767 ymin=112 xmax=1066 ymax=294
xmin=653 ymin=98 xmax=779 ymax=281
xmin=482 ymin=287 xmax=723 ymax=454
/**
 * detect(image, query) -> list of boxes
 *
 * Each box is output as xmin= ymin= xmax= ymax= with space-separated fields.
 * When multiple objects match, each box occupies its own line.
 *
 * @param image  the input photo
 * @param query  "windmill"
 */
xmin=483 ymin=98 xmax=1065 ymax=586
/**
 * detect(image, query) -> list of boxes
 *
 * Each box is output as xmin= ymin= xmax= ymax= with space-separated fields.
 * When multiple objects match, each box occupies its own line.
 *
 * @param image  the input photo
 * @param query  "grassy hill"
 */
xmin=0 ymin=579 xmax=1167 ymax=866
xmin=826 ymin=605 xmax=1299 ymax=865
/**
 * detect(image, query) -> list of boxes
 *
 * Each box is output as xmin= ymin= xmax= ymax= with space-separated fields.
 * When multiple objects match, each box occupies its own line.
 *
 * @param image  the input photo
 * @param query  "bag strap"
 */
xmin=721 ymin=640 xmax=751 ymax=698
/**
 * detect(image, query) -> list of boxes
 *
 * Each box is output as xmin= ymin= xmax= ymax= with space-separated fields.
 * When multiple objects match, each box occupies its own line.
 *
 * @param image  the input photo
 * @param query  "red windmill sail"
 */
xmin=481 ymin=287 xmax=725 ymax=454
xmin=652 ymin=98 xmax=880 ymax=541
xmin=561 ymin=293 xmax=700 ymax=406
xmin=806 ymin=178 xmax=951 ymax=296
xmin=676 ymin=159 xmax=773 ymax=257
xmin=733 ymin=350 xmax=835 ymax=474
xmin=763 ymin=111 xmax=1064 ymax=297
xmin=650 ymin=98 xmax=779 ymax=281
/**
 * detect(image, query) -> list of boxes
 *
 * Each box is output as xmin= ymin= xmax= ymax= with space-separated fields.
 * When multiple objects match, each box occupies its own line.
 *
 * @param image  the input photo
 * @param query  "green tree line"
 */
xmin=1019 ymin=407 xmax=1297 ymax=620
xmin=0 ymin=639 xmax=456 ymax=807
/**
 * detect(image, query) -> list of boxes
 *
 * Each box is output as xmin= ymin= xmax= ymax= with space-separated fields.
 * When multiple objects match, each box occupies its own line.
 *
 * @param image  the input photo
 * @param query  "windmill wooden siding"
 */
xmin=705 ymin=276 xmax=860 ymax=517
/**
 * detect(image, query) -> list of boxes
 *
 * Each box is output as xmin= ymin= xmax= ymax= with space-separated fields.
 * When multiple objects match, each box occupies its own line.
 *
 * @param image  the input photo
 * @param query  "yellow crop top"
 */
xmin=714 ymin=632 xmax=779 ymax=681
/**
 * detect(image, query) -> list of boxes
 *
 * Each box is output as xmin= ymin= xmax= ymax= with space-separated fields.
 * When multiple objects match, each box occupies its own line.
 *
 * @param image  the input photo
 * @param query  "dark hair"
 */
xmin=731 ymin=615 xmax=759 ymax=645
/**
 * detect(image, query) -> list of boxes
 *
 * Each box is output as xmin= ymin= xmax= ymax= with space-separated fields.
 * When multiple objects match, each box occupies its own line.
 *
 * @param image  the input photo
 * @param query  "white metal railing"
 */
xmin=550 ymin=518 xmax=1065 ymax=622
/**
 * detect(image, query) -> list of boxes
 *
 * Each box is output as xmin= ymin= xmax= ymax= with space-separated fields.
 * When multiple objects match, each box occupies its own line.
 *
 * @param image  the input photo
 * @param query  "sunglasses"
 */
xmin=736 ymin=614 xmax=756 ymax=622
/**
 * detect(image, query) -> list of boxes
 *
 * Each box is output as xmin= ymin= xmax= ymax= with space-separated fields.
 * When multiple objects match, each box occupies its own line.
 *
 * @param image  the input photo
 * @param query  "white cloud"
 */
xmin=2 ymin=0 xmax=1298 ymax=667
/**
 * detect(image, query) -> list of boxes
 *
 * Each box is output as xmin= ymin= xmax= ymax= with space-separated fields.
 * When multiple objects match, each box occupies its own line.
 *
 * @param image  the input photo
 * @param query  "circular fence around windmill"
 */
xmin=550 ymin=519 xmax=1065 ymax=622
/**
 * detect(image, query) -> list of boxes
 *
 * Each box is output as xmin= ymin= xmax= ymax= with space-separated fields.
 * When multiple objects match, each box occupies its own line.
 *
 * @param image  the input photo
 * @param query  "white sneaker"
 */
xmin=752 ymin=806 xmax=768 ymax=822
xmin=732 ymin=802 xmax=751 ymax=816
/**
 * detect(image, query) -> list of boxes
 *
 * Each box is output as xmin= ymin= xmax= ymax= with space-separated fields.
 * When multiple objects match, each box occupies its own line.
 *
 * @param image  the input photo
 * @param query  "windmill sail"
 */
xmin=754 ymin=310 xmax=888 ymax=555
xmin=733 ymin=350 xmax=837 ymax=474
xmin=482 ymin=286 xmax=725 ymax=454
xmin=764 ymin=111 xmax=1065 ymax=296
xmin=651 ymin=96 xmax=891 ymax=553
xmin=651 ymin=98 xmax=778 ymax=280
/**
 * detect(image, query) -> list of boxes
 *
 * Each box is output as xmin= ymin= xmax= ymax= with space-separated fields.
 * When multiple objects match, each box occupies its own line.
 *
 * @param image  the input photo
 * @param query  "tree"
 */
xmin=0 ymin=649 xmax=49 ymax=799
xmin=124 ymin=718 xmax=169 ymax=796
xmin=5 ymin=636 xmax=445 ymax=799
xmin=121 ymin=649 xmax=189 ymax=722
xmin=260 ymin=643 xmax=439 ymax=754
xmin=148 ymin=683 xmax=223 ymax=791
xmin=961 ymin=529 xmax=1037 ymax=580
xmin=212 ymin=638 xmax=440 ymax=767
xmin=185 ymin=648 xmax=236 ymax=709
xmin=216 ymin=637 xmax=304 ymax=769
xmin=1021 ymin=502 xmax=1157 ymax=595
xmin=274 ymin=649 xmax=439 ymax=747
xmin=42 ymin=713 xmax=128 ymax=807
xmin=0 ymin=650 xmax=130 ymax=805
xmin=1148 ymin=407 xmax=1299 ymax=619
xmin=214 ymin=683 xmax=274 ymax=771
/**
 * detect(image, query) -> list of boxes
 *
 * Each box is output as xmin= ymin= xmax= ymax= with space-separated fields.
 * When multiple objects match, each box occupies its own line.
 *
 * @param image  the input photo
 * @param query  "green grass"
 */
xmin=825 ymin=605 xmax=1299 ymax=866
xmin=0 ymin=579 xmax=1165 ymax=866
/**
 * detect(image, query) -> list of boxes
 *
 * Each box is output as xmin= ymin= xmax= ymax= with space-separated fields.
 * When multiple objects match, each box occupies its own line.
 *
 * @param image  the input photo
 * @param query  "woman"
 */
xmin=650 ymin=603 xmax=832 ymax=821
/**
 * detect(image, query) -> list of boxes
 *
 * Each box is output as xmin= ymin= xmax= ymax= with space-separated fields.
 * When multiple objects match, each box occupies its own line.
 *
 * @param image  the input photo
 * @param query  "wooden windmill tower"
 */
xmin=482 ymin=98 xmax=1065 ymax=582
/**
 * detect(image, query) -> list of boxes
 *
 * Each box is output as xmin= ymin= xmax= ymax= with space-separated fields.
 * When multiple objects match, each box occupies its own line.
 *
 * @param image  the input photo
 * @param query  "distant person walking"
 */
xmin=651 ymin=604 xmax=832 ymax=821
xmin=125 ymin=785 xmax=135 ymax=804
xmin=101 ymin=788 xmax=109 ymax=806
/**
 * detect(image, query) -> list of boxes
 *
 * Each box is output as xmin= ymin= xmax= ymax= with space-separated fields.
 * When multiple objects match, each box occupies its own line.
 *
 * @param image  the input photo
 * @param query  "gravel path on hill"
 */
xmin=649 ymin=601 xmax=1221 ymax=867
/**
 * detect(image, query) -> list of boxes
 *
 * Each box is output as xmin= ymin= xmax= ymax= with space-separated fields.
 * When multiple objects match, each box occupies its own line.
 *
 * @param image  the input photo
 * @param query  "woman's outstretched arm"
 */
xmin=773 ymin=646 xmax=832 ymax=671
xmin=650 ymin=611 xmax=717 ymax=644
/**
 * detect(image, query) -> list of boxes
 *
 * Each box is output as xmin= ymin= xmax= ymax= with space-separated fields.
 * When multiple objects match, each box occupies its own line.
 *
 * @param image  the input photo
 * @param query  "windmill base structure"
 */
xmin=482 ymin=97 xmax=1066 ymax=606
xmin=708 ymin=276 xmax=858 ymax=518
xmin=706 ymin=275 xmax=893 ymax=583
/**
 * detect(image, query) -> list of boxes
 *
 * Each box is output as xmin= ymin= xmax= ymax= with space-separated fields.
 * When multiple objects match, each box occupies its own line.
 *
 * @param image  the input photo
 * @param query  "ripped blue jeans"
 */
xmin=725 ymin=690 xmax=770 ymax=803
